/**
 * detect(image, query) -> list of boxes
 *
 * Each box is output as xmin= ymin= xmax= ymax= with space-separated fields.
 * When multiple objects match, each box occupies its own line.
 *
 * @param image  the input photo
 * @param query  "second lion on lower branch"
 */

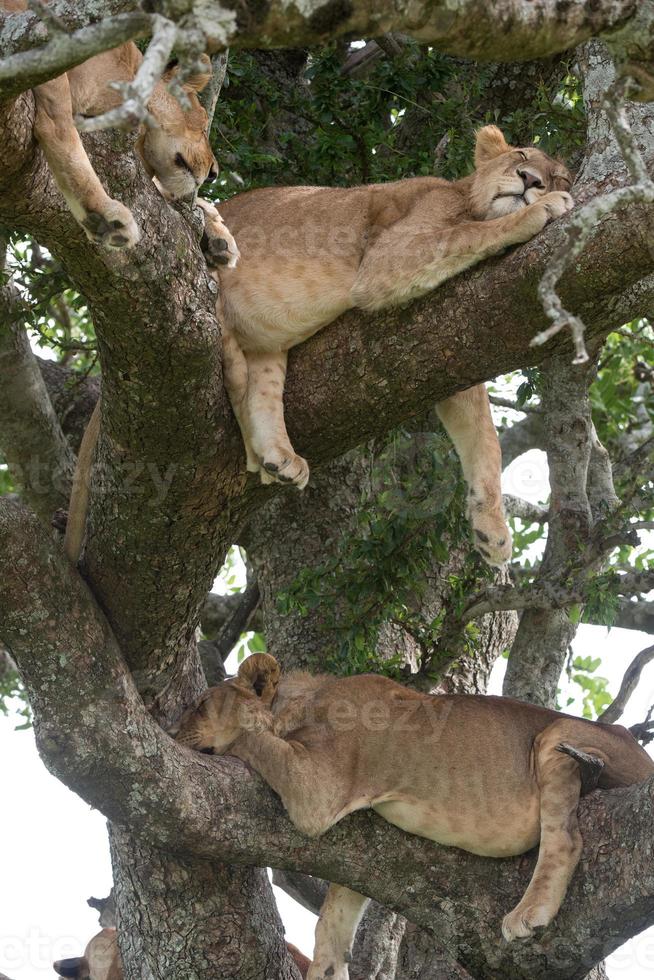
xmin=172 ymin=653 xmax=654 ymax=980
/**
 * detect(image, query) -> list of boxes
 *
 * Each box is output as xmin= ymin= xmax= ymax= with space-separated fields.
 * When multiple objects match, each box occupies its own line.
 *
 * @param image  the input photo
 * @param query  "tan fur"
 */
xmin=2 ymin=1 xmax=218 ymax=247
xmin=48 ymin=35 xmax=240 ymax=564
xmin=174 ymin=653 xmax=653 ymax=977
xmin=54 ymin=924 xmax=311 ymax=978
xmin=209 ymin=126 xmax=573 ymax=565
xmin=53 ymin=928 xmax=121 ymax=980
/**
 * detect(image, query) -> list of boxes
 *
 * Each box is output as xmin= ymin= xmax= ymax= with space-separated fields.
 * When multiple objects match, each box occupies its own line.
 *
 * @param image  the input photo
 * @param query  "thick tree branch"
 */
xmin=2 ymin=497 xmax=654 ymax=980
xmin=0 ymin=10 xmax=153 ymax=100
xmin=1 ymin=0 xmax=653 ymax=97
xmin=1 ymin=63 xmax=653 ymax=711
xmin=0 ymin=248 xmax=75 ymax=521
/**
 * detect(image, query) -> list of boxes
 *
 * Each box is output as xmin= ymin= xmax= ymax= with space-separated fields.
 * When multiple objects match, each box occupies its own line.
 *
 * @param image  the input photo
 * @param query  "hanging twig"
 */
xmin=598 ymin=643 xmax=654 ymax=724
xmin=76 ymin=15 xmax=177 ymax=132
xmin=533 ymin=77 xmax=654 ymax=365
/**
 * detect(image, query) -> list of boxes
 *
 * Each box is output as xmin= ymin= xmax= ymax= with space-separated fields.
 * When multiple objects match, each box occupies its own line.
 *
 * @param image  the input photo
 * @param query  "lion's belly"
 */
xmin=372 ymin=793 xmax=541 ymax=858
xmin=220 ymin=257 xmax=355 ymax=354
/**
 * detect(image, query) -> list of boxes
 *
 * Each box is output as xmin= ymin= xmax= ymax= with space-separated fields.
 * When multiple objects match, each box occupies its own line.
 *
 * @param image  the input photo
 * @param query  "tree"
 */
xmin=0 ymin=2 xmax=653 ymax=978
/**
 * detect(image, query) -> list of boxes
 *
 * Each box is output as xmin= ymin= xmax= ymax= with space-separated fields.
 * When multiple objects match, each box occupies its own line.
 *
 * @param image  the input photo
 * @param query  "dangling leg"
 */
xmin=307 ymin=885 xmax=369 ymax=980
xmin=502 ymin=722 xmax=583 ymax=940
xmin=33 ymin=75 xmax=139 ymax=249
xmin=245 ymin=350 xmax=309 ymax=488
xmin=435 ymin=385 xmax=511 ymax=566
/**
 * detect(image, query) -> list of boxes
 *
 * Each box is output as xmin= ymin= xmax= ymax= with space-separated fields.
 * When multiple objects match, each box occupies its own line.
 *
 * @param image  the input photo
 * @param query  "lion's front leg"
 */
xmin=245 ymin=350 xmax=309 ymax=489
xmin=33 ymin=75 xmax=139 ymax=249
xmin=307 ymin=885 xmax=369 ymax=980
xmin=435 ymin=386 xmax=511 ymax=566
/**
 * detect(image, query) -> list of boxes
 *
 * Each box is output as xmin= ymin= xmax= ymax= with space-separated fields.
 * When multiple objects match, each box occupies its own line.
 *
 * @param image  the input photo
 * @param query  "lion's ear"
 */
xmin=185 ymin=54 xmax=212 ymax=93
xmin=237 ymin=654 xmax=281 ymax=705
xmin=163 ymin=55 xmax=212 ymax=93
xmin=474 ymin=125 xmax=511 ymax=166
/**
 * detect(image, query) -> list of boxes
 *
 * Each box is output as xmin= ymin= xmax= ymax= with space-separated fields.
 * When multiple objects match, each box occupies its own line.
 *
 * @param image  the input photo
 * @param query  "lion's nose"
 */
xmin=518 ymin=169 xmax=544 ymax=191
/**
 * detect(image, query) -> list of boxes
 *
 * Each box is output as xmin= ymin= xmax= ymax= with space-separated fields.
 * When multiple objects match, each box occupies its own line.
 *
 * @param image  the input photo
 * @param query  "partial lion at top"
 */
xmin=0 ymin=1 xmax=218 ymax=249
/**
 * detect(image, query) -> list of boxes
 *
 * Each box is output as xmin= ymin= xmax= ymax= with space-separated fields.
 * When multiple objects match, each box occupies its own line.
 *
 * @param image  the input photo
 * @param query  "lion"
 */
xmin=1 ymin=0 xmax=238 ymax=253
xmin=53 ymin=925 xmax=311 ymax=979
xmin=208 ymin=125 xmax=573 ymax=565
xmin=172 ymin=652 xmax=654 ymax=980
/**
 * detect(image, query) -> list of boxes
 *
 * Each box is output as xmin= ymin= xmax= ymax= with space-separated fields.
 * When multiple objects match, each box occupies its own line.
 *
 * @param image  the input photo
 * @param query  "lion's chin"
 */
xmin=486 ymin=194 xmax=526 ymax=219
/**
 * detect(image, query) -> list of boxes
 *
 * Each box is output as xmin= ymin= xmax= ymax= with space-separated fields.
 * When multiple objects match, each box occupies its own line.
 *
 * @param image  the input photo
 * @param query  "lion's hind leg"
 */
xmin=307 ymin=885 xmax=369 ymax=980
xmin=33 ymin=75 xmax=139 ymax=249
xmin=435 ymin=386 xmax=512 ymax=566
xmin=502 ymin=721 xmax=585 ymax=941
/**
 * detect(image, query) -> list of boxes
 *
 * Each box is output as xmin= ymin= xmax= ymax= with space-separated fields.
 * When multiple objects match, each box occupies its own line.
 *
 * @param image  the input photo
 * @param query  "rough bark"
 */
xmin=1 ymin=14 xmax=653 ymax=980
xmin=0 ymin=239 xmax=75 ymax=521
xmin=502 ymin=352 xmax=598 ymax=706
xmin=3 ymin=497 xmax=654 ymax=980
xmin=110 ymin=827 xmax=300 ymax=980
xmin=2 ymin=0 xmax=653 ymax=99
xmin=0 ymin=67 xmax=652 ymax=718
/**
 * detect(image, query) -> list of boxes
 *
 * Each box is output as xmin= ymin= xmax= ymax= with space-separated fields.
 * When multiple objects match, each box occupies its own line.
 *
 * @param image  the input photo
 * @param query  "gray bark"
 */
xmin=0 ymin=246 xmax=75 ymax=521
xmin=1 ymin=0 xmax=653 ymax=100
xmin=0 ymin=15 xmax=653 ymax=980
xmin=110 ymin=827 xmax=300 ymax=980
xmin=4 ymin=497 xmax=654 ymax=979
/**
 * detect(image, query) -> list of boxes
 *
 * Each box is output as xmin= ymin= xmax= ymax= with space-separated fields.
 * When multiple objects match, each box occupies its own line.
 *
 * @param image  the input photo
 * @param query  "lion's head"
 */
xmin=171 ymin=653 xmax=281 ymax=754
xmin=469 ymin=125 xmax=572 ymax=221
xmin=137 ymin=57 xmax=218 ymax=200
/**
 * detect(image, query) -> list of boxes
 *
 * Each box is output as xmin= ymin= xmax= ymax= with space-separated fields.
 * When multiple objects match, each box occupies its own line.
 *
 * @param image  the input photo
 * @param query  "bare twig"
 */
xmin=199 ymin=51 xmax=229 ymax=130
xmin=462 ymin=569 xmax=654 ymax=624
xmin=598 ymin=644 xmax=654 ymax=724
xmin=76 ymin=15 xmax=177 ymax=133
xmin=490 ymin=394 xmax=542 ymax=414
xmin=629 ymin=705 xmax=654 ymax=745
xmin=534 ymin=80 xmax=654 ymax=364
xmin=0 ymin=11 xmax=153 ymax=101
xmin=502 ymin=494 xmax=548 ymax=523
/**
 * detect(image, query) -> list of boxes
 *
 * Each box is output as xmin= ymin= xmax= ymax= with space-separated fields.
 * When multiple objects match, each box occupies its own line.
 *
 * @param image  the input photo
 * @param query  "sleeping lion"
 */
xmin=1 ymin=0 xmax=238 ymax=254
xmin=173 ymin=653 xmax=654 ymax=980
xmin=210 ymin=125 xmax=573 ymax=566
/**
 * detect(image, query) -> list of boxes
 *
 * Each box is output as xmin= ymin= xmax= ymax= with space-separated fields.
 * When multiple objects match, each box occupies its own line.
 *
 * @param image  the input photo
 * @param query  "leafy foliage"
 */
xmin=209 ymin=42 xmax=585 ymax=197
xmin=6 ymin=237 xmax=96 ymax=371
xmin=279 ymin=431 xmax=491 ymax=677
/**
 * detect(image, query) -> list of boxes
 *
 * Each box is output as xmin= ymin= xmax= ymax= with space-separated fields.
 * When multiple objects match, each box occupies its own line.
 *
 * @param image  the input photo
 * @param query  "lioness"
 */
xmin=1 ymin=0 xmax=226 ymax=249
xmin=173 ymin=653 xmax=654 ymax=980
xmin=211 ymin=126 xmax=573 ymax=565
xmin=53 ymin=926 xmax=311 ymax=979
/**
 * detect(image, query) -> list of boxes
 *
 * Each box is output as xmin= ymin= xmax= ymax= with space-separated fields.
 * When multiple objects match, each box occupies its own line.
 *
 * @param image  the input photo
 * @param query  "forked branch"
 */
xmin=534 ymin=79 xmax=654 ymax=364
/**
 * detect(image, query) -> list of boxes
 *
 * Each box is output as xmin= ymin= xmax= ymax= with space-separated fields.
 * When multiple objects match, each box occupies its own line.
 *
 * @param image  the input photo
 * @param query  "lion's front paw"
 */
xmin=468 ymin=497 xmax=512 ymax=567
xmin=260 ymin=447 xmax=310 ymax=489
xmin=516 ymin=191 xmax=573 ymax=242
xmin=540 ymin=190 xmax=574 ymax=221
xmin=202 ymin=218 xmax=240 ymax=269
xmin=81 ymin=200 xmax=140 ymax=249
xmin=502 ymin=902 xmax=552 ymax=942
